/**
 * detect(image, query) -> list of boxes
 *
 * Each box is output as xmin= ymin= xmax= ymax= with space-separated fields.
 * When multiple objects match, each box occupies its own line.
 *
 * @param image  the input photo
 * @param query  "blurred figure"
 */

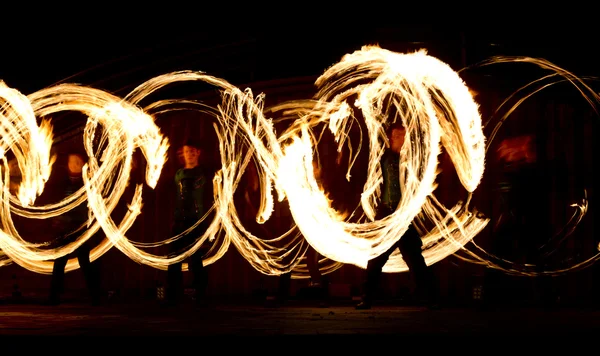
xmin=485 ymin=133 xmax=561 ymax=307
xmin=497 ymin=135 xmax=546 ymax=262
xmin=165 ymin=138 xmax=214 ymax=307
xmin=356 ymin=123 xmax=440 ymax=310
xmin=45 ymin=153 xmax=102 ymax=306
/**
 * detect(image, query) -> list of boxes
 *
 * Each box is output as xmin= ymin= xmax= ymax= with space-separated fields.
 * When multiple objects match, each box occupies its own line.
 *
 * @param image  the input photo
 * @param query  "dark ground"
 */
xmin=1 ymin=297 xmax=599 ymax=338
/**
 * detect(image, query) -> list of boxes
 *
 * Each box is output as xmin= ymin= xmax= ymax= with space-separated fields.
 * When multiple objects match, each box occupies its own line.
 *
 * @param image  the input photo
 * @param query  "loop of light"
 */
xmin=0 ymin=45 xmax=596 ymax=278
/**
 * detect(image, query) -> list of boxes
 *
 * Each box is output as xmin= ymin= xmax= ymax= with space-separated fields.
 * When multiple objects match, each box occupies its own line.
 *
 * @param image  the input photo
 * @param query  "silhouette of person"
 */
xmin=486 ymin=133 xmax=563 ymax=307
xmin=356 ymin=123 xmax=440 ymax=310
xmin=165 ymin=138 xmax=213 ymax=306
xmin=46 ymin=153 xmax=102 ymax=306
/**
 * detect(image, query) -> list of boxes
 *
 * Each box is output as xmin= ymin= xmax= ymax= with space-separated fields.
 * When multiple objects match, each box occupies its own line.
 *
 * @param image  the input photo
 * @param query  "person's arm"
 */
xmin=380 ymin=153 xmax=392 ymax=208
xmin=173 ymin=169 xmax=182 ymax=221
xmin=201 ymin=169 xmax=213 ymax=213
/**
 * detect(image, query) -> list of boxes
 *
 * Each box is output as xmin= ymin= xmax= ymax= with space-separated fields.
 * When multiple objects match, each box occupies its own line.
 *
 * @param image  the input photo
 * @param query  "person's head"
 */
xmin=497 ymin=134 xmax=537 ymax=164
xmin=67 ymin=153 xmax=85 ymax=176
xmin=387 ymin=122 xmax=406 ymax=154
xmin=181 ymin=138 xmax=202 ymax=168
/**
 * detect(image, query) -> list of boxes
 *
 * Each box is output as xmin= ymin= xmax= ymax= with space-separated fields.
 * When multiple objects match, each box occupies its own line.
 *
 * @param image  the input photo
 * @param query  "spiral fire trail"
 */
xmin=0 ymin=45 xmax=596 ymax=278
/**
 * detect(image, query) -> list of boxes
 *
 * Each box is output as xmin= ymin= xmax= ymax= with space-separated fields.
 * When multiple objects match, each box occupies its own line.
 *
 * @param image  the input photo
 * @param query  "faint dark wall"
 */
xmin=2 ymin=72 xmax=596 ymax=306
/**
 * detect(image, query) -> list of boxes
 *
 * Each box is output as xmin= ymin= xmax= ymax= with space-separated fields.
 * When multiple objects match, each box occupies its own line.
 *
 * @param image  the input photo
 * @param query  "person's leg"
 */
xmin=398 ymin=225 xmax=440 ymax=308
xmin=306 ymin=245 xmax=322 ymax=285
xmin=76 ymin=242 xmax=102 ymax=305
xmin=166 ymin=223 xmax=187 ymax=306
xmin=278 ymin=271 xmax=292 ymax=304
xmin=306 ymin=245 xmax=331 ymax=307
xmin=357 ymin=207 xmax=397 ymax=310
xmin=47 ymin=255 xmax=68 ymax=305
xmin=190 ymin=245 xmax=209 ymax=305
xmin=166 ymin=262 xmax=183 ymax=305
xmin=483 ymin=221 xmax=517 ymax=308
xmin=356 ymin=242 xmax=396 ymax=309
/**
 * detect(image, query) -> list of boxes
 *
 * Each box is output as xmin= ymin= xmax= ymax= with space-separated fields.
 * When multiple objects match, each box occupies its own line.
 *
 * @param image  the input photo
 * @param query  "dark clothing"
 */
xmin=277 ymin=271 xmax=292 ymax=303
xmin=380 ymin=150 xmax=401 ymax=208
xmin=174 ymin=166 xmax=209 ymax=221
xmin=362 ymin=206 xmax=439 ymax=305
xmin=56 ymin=175 xmax=88 ymax=238
xmin=494 ymin=160 xmax=553 ymax=262
xmin=305 ymin=244 xmax=330 ymax=305
xmin=166 ymin=219 xmax=210 ymax=304
xmin=306 ymin=245 xmax=326 ymax=285
xmin=48 ymin=174 xmax=101 ymax=305
xmin=359 ymin=149 xmax=439 ymax=307
xmin=485 ymin=158 xmax=567 ymax=307
xmin=166 ymin=165 xmax=212 ymax=305
xmin=49 ymin=239 xmax=101 ymax=305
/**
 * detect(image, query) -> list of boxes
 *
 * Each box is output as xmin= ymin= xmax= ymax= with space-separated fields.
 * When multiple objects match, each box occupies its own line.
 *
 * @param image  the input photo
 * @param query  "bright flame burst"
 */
xmin=0 ymin=45 xmax=596 ymax=278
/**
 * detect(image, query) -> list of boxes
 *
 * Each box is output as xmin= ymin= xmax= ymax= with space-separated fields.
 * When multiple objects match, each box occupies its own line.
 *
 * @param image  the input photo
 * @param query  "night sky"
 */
xmin=2 ymin=25 xmax=598 ymax=96
xmin=1 ymin=24 xmax=596 ymax=141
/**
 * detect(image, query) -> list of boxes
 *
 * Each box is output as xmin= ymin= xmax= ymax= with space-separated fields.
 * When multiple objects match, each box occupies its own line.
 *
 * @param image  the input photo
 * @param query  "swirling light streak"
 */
xmin=0 ymin=84 xmax=170 ymax=273
xmin=449 ymin=56 xmax=600 ymax=277
xmin=271 ymin=47 xmax=488 ymax=271
xmin=0 ymin=46 xmax=596 ymax=279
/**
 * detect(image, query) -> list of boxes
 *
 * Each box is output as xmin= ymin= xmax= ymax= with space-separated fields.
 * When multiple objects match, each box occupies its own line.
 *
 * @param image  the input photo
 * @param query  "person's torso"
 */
xmin=175 ymin=166 xmax=207 ymax=220
xmin=381 ymin=150 xmax=401 ymax=209
xmin=60 ymin=175 xmax=88 ymax=227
